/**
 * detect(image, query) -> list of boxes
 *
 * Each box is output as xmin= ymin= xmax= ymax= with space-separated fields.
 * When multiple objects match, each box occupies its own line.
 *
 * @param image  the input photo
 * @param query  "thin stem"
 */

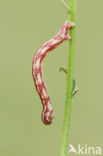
xmin=60 ymin=0 xmax=76 ymax=156
xmin=61 ymin=0 xmax=70 ymax=12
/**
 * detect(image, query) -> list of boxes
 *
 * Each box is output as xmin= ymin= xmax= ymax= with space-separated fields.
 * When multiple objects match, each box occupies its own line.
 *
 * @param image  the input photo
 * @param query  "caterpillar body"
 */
xmin=32 ymin=20 xmax=75 ymax=125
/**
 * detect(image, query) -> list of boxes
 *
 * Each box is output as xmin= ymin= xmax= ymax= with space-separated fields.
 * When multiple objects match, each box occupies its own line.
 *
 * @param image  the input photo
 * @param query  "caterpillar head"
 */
xmin=42 ymin=105 xmax=54 ymax=125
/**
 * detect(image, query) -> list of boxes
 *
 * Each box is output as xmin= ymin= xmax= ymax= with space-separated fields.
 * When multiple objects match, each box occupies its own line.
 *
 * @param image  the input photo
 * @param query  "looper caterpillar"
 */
xmin=32 ymin=20 xmax=75 ymax=125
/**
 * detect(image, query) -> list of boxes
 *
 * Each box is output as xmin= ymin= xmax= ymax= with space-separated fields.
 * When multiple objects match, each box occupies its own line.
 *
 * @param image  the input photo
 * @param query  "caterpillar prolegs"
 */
xmin=32 ymin=20 xmax=75 ymax=125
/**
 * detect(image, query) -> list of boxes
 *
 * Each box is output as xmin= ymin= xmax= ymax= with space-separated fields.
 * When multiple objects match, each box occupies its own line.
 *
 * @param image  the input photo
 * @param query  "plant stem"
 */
xmin=60 ymin=0 xmax=76 ymax=156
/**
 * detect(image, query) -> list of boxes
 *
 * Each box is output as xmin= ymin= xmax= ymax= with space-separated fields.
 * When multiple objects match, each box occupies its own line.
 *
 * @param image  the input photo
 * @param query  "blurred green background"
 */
xmin=0 ymin=0 xmax=103 ymax=156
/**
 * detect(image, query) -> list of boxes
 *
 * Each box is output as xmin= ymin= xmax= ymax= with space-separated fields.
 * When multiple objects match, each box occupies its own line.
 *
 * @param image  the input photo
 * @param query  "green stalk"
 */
xmin=60 ymin=0 xmax=76 ymax=156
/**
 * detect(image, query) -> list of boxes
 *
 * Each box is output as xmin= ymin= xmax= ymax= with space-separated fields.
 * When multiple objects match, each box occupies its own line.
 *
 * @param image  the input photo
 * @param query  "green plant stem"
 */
xmin=60 ymin=0 xmax=76 ymax=156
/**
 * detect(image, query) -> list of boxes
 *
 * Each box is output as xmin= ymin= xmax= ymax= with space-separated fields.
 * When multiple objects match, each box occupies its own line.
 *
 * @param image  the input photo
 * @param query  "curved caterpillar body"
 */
xmin=32 ymin=20 xmax=75 ymax=125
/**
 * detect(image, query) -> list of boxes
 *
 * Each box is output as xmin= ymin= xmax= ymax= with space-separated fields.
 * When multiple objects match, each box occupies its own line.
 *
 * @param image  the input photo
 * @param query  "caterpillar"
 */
xmin=32 ymin=20 xmax=75 ymax=125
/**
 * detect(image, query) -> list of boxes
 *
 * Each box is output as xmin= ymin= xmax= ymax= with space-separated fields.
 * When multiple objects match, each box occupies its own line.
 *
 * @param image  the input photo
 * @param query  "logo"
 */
xmin=68 ymin=144 xmax=102 ymax=155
